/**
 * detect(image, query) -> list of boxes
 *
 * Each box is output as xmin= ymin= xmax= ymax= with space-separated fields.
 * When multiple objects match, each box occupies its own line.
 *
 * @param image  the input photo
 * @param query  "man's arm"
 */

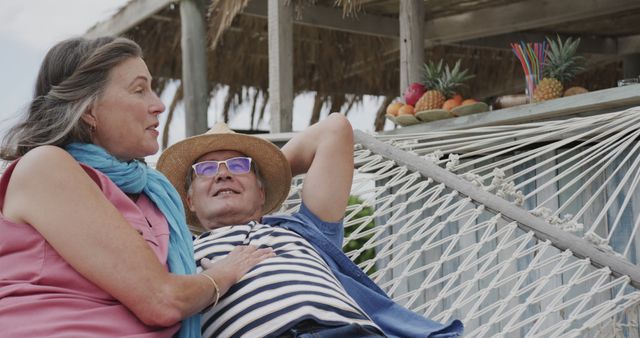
xmin=280 ymin=113 xmax=354 ymax=222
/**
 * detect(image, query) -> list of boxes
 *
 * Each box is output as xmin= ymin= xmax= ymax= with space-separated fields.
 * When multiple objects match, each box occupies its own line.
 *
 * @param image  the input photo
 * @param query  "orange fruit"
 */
xmin=451 ymin=94 xmax=463 ymax=104
xmin=398 ymin=104 xmax=415 ymax=115
xmin=442 ymin=99 xmax=461 ymax=111
xmin=386 ymin=102 xmax=403 ymax=116
xmin=461 ymin=98 xmax=478 ymax=106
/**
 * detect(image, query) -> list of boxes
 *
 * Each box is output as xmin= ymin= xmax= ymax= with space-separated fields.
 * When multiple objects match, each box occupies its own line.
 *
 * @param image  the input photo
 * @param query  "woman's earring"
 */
xmin=90 ymin=124 xmax=97 ymax=132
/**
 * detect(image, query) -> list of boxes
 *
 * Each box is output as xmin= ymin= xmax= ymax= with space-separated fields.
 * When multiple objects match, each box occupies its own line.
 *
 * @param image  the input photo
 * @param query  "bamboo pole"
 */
xmin=268 ymin=0 xmax=294 ymax=132
xmin=180 ymin=0 xmax=209 ymax=136
xmin=399 ymin=0 xmax=424 ymax=94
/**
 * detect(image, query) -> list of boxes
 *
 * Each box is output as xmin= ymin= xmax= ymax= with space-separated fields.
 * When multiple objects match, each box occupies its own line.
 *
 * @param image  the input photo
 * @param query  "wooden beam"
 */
xmin=618 ymin=34 xmax=640 ymax=55
xmin=384 ymin=85 xmax=640 ymax=135
xmin=244 ymin=0 xmax=399 ymax=39
xmin=181 ymin=0 xmax=209 ymax=137
xmin=354 ymin=130 xmax=640 ymax=289
xmin=424 ymin=0 xmax=640 ymax=46
xmin=268 ymin=0 xmax=294 ymax=133
xmin=399 ymin=0 xmax=424 ymax=94
xmin=85 ymin=0 xmax=175 ymax=37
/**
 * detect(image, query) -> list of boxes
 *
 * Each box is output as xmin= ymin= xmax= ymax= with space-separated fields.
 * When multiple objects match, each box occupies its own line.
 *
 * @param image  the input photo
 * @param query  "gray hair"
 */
xmin=0 ymin=36 xmax=142 ymax=160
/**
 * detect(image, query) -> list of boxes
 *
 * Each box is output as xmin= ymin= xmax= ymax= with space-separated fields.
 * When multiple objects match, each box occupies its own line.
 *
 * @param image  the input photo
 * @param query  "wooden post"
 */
xmin=180 ymin=0 xmax=209 ymax=137
xmin=399 ymin=0 xmax=424 ymax=95
xmin=623 ymin=53 xmax=640 ymax=79
xmin=268 ymin=0 xmax=294 ymax=133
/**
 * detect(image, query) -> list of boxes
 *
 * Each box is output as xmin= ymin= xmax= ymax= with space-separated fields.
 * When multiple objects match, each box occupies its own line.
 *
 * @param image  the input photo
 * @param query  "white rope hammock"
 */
xmin=377 ymin=107 xmax=640 ymax=262
xmin=280 ymin=107 xmax=640 ymax=337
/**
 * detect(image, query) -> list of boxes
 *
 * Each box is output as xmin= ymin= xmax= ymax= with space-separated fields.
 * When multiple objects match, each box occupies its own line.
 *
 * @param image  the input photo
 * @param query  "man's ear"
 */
xmin=259 ymin=186 xmax=266 ymax=206
xmin=186 ymin=191 xmax=196 ymax=212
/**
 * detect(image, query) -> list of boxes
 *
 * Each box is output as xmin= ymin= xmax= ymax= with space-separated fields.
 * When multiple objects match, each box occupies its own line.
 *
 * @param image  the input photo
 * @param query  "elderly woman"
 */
xmin=0 ymin=36 xmax=272 ymax=337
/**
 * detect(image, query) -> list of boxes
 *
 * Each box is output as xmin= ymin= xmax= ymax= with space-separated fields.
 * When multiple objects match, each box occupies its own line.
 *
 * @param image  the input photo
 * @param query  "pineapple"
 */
xmin=533 ymin=36 xmax=585 ymax=102
xmin=421 ymin=59 xmax=444 ymax=90
xmin=415 ymin=59 xmax=474 ymax=111
xmin=415 ymin=90 xmax=446 ymax=111
xmin=534 ymin=78 xmax=563 ymax=101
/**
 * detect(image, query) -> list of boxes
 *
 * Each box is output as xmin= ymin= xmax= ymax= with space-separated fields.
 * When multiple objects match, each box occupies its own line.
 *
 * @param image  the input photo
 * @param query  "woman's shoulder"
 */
xmin=11 ymin=145 xmax=102 ymax=187
xmin=2 ymin=146 xmax=78 ymax=222
xmin=19 ymin=145 xmax=74 ymax=166
xmin=13 ymin=146 xmax=75 ymax=179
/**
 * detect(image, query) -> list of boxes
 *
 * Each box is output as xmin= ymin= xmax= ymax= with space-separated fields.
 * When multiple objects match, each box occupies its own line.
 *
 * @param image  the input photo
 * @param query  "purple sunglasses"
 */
xmin=192 ymin=157 xmax=253 ymax=177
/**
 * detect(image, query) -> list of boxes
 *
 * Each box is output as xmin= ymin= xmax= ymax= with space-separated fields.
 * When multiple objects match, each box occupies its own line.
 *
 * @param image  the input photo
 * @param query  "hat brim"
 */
xmin=156 ymin=132 xmax=292 ymax=230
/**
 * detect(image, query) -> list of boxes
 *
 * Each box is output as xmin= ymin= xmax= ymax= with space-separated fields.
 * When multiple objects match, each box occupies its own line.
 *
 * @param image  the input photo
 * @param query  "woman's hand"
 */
xmin=200 ymin=245 xmax=275 ymax=296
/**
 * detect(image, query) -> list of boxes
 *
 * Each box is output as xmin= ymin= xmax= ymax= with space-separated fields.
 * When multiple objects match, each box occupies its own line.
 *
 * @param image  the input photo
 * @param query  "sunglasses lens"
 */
xmin=192 ymin=157 xmax=252 ymax=177
xmin=227 ymin=157 xmax=252 ymax=174
xmin=194 ymin=162 xmax=219 ymax=176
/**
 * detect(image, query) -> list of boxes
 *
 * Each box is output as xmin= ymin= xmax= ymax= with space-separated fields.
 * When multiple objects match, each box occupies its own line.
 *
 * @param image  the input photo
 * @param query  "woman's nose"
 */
xmin=150 ymin=91 xmax=165 ymax=115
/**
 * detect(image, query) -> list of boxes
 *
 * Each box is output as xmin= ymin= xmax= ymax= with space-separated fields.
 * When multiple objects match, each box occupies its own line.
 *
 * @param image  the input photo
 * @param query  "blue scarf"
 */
xmin=66 ymin=143 xmax=200 ymax=338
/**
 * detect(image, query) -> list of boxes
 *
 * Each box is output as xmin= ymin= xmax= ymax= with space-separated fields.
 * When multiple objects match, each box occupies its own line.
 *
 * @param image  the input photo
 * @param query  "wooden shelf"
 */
xmin=383 ymin=84 xmax=640 ymax=135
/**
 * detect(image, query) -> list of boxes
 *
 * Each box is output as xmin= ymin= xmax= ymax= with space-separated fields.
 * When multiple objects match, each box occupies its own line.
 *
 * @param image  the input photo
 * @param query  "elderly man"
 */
xmin=157 ymin=114 xmax=462 ymax=338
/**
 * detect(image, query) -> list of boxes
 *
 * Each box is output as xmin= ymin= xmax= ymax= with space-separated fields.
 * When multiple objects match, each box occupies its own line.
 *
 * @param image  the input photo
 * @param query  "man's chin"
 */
xmin=205 ymin=210 xmax=256 ymax=226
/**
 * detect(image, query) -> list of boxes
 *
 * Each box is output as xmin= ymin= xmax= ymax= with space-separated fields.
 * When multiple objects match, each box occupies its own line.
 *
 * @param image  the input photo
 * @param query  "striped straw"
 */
xmin=512 ymin=41 xmax=548 ymax=84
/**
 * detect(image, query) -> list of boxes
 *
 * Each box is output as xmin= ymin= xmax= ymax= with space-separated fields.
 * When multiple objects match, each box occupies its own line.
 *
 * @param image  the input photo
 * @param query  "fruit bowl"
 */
xmin=386 ymin=114 xmax=397 ymax=124
xmin=450 ymin=102 xmax=489 ymax=116
xmin=415 ymin=109 xmax=453 ymax=122
xmin=394 ymin=114 xmax=421 ymax=126
xmin=387 ymin=102 xmax=489 ymax=128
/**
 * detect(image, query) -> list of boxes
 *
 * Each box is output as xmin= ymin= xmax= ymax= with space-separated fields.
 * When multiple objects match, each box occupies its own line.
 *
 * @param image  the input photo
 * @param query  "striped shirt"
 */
xmin=194 ymin=221 xmax=381 ymax=338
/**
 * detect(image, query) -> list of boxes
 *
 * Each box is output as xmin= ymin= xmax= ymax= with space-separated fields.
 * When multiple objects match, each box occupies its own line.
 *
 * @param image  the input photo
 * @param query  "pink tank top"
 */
xmin=0 ymin=159 xmax=180 ymax=337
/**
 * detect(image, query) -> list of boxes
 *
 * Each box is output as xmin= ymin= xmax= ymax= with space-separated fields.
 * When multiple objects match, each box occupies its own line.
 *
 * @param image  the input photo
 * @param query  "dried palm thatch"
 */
xmin=208 ymin=0 xmax=251 ymax=50
xmin=123 ymin=0 xmax=623 ymax=132
xmin=331 ymin=0 xmax=363 ymax=17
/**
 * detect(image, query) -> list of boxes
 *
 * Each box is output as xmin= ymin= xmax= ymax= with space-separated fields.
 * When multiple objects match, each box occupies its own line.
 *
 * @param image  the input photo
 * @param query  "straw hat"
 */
xmin=156 ymin=123 xmax=292 ymax=229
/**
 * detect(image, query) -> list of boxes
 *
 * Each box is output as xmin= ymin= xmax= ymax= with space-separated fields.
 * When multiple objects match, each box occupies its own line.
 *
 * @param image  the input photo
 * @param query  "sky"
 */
xmin=0 ymin=0 xmax=129 ymax=134
xmin=0 ymin=0 xmax=394 ymax=163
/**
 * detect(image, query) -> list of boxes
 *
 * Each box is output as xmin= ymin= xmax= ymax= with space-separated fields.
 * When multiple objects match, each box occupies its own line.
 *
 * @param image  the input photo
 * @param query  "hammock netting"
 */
xmin=280 ymin=107 xmax=640 ymax=337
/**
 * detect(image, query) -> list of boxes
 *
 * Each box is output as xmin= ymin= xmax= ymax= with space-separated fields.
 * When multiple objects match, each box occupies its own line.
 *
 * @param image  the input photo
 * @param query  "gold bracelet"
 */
xmin=199 ymin=273 xmax=220 ymax=307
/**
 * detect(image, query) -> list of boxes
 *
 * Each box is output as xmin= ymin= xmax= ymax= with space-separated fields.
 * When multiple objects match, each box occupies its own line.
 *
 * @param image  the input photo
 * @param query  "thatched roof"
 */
xmin=99 ymin=0 xmax=639 ymax=131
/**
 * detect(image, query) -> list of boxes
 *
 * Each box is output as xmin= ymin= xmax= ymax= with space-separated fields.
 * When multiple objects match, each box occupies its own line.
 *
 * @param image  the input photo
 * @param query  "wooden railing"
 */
xmin=384 ymin=84 xmax=640 ymax=135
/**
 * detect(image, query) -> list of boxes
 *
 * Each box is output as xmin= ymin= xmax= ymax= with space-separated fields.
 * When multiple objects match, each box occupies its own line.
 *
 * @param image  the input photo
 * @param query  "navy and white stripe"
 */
xmin=194 ymin=222 xmax=381 ymax=338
